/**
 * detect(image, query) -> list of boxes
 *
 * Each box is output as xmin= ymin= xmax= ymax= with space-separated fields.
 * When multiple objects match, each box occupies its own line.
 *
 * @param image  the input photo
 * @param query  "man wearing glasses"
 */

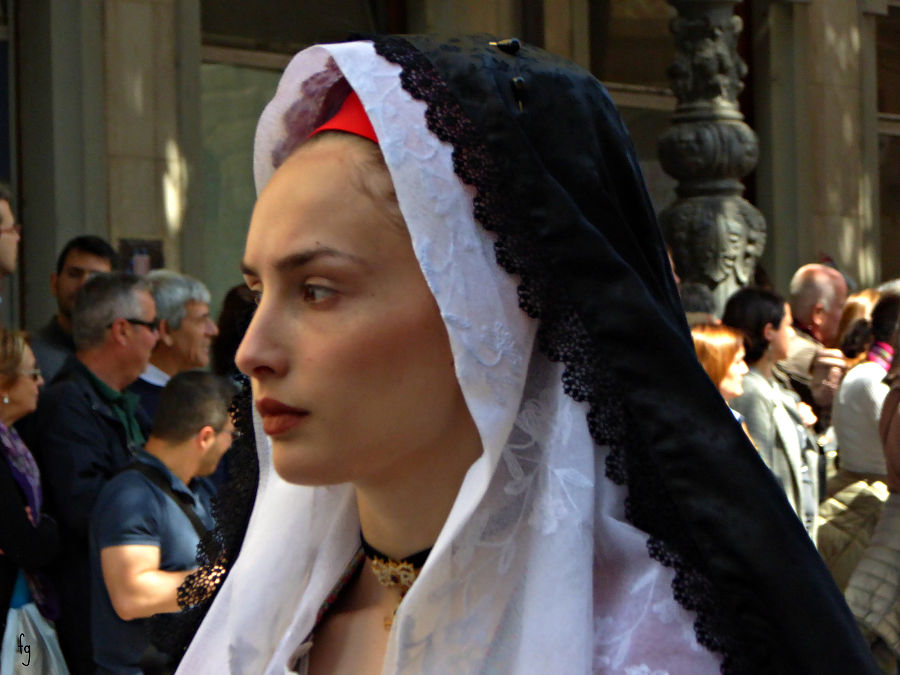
xmin=23 ymin=272 xmax=160 ymax=674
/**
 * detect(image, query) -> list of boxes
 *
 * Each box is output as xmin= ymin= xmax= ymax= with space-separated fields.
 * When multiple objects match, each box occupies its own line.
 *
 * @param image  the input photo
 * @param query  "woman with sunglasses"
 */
xmin=0 ymin=329 xmax=59 ymax=648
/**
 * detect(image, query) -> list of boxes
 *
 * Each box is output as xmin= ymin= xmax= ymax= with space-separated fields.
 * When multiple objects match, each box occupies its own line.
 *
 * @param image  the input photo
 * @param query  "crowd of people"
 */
xmin=0 ymin=215 xmax=250 ymax=673
xmin=688 ymin=261 xmax=900 ymax=670
xmin=0 ymin=32 xmax=889 ymax=675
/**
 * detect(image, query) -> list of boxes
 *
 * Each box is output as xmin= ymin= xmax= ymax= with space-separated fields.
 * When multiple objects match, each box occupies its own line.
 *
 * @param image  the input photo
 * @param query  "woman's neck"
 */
xmin=753 ymin=353 xmax=775 ymax=381
xmin=354 ymin=420 xmax=482 ymax=561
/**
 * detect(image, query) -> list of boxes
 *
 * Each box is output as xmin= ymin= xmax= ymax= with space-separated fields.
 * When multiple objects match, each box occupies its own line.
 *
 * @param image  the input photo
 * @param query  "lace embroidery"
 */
xmin=149 ymin=374 xmax=259 ymax=659
xmin=370 ymin=35 xmax=744 ymax=673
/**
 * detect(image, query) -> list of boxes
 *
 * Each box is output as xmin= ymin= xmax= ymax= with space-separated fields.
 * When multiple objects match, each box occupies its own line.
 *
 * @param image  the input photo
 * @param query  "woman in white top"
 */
xmin=833 ymin=294 xmax=900 ymax=477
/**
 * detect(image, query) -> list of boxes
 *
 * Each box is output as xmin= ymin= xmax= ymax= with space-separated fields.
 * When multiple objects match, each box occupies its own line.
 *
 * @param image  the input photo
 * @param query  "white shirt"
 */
xmin=833 ymin=361 xmax=890 ymax=475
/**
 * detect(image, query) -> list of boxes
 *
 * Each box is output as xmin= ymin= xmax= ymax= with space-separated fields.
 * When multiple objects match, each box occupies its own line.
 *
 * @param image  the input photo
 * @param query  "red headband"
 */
xmin=307 ymin=91 xmax=378 ymax=144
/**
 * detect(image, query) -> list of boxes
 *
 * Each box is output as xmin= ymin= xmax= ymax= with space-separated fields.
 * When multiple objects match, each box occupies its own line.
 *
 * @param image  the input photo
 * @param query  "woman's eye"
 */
xmin=302 ymin=285 xmax=335 ymax=304
xmin=249 ymin=289 xmax=262 ymax=306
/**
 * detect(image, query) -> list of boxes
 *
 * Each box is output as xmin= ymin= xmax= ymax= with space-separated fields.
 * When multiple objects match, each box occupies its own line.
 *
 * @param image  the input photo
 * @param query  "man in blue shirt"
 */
xmin=89 ymin=371 xmax=235 ymax=674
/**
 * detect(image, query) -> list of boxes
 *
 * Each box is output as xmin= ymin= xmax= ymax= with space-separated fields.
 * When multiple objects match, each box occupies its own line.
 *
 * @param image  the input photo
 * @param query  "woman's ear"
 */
xmin=762 ymin=322 xmax=776 ymax=343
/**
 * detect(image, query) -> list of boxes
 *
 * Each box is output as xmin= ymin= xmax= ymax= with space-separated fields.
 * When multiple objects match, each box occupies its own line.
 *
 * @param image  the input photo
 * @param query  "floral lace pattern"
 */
xmin=370 ymin=34 xmax=733 ymax=671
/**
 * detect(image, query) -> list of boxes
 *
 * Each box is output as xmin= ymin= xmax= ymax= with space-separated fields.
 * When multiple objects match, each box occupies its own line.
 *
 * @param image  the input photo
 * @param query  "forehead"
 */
xmin=183 ymin=300 xmax=210 ymax=317
xmin=245 ymin=140 xmax=405 ymax=271
xmin=62 ymin=249 xmax=112 ymax=272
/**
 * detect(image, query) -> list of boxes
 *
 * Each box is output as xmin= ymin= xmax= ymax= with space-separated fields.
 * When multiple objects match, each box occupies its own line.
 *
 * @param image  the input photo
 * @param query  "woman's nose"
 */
xmin=235 ymin=301 xmax=287 ymax=378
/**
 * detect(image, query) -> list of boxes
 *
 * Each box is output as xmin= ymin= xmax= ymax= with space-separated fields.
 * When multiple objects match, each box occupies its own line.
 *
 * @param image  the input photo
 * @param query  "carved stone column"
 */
xmin=658 ymin=0 xmax=766 ymax=314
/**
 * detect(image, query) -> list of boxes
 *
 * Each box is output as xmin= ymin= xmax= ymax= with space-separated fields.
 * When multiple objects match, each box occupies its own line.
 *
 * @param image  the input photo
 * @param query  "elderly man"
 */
xmin=26 ymin=272 xmax=158 ymax=674
xmin=32 ymin=235 xmax=119 ymax=382
xmin=90 ymin=371 xmax=234 ymax=674
xmin=780 ymin=263 xmax=849 ymax=432
xmin=127 ymin=270 xmax=218 ymax=418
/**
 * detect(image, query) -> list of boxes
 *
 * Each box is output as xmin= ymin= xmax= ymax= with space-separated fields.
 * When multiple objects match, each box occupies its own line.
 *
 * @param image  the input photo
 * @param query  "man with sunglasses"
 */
xmin=23 ymin=272 xmax=160 ymax=674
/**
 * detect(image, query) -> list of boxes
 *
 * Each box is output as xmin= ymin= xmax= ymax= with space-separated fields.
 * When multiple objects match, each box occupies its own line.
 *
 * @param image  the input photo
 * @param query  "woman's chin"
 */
xmin=270 ymin=443 xmax=345 ymax=486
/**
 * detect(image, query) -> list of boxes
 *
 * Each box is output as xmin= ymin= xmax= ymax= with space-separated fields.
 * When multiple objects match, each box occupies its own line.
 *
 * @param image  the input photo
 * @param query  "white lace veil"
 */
xmin=176 ymin=40 xmax=720 ymax=674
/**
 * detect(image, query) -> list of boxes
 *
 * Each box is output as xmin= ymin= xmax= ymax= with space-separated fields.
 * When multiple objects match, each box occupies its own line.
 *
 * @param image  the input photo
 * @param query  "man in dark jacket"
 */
xmin=26 ymin=272 xmax=158 ymax=674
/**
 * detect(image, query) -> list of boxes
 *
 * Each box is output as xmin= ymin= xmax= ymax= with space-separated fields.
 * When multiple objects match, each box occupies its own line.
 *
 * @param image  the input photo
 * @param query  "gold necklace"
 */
xmin=360 ymin=535 xmax=432 ymax=629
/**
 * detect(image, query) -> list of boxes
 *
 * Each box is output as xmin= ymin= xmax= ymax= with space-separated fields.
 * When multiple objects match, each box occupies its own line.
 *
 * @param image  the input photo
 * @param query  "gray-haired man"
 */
xmin=127 ymin=270 xmax=219 ymax=418
xmin=25 ymin=272 xmax=159 ymax=674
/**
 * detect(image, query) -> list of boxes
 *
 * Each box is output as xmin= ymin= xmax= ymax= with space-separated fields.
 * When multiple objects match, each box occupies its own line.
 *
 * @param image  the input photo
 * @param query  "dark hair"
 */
xmin=211 ymin=284 xmax=256 ymax=377
xmin=843 ymin=293 xmax=900 ymax=358
xmin=680 ymin=282 xmax=717 ymax=315
xmin=722 ymin=287 xmax=786 ymax=364
xmin=152 ymin=370 xmax=236 ymax=442
xmin=55 ymin=235 xmax=119 ymax=274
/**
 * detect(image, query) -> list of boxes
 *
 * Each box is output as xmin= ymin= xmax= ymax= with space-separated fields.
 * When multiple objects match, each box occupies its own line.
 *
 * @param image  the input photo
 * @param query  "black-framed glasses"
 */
xmin=107 ymin=317 xmax=160 ymax=332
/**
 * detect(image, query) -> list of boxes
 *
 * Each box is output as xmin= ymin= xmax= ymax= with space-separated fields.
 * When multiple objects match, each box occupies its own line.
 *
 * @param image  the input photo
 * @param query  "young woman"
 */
xmin=173 ymin=36 xmax=875 ymax=673
xmin=690 ymin=324 xmax=749 ymax=406
xmin=722 ymin=288 xmax=820 ymax=537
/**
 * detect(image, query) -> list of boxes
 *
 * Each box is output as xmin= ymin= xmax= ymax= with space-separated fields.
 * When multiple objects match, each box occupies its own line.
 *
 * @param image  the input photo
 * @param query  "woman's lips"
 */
xmin=256 ymin=398 xmax=309 ymax=436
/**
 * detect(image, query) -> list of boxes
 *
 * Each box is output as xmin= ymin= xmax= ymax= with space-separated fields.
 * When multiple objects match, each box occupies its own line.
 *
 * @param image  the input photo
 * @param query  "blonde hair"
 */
xmin=691 ymin=324 xmax=744 ymax=389
xmin=0 ymin=328 xmax=29 ymax=385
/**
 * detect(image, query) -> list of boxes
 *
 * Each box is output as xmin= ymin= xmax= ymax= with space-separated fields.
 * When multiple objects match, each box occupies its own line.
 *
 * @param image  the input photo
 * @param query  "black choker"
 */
xmin=359 ymin=534 xmax=432 ymax=570
xmin=359 ymin=533 xmax=432 ymax=628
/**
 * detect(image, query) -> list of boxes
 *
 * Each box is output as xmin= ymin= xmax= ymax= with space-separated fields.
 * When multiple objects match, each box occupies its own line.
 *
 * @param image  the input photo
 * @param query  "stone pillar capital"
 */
xmin=661 ymin=0 xmax=766 ymax=314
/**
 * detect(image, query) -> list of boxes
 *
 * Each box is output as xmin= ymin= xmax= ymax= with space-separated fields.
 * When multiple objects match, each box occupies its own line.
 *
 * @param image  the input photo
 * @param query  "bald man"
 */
xmin=779 ymin=264 xmax=849 ymax=432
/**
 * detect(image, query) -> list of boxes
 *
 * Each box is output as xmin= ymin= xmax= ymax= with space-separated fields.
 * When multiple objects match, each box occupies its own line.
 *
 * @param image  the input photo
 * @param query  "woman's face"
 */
xmin=768 ymin=304 xmax=795 ymax=362
xmin=719 ymin=347 xmax=748 ymax=403
xmin=237 ymin=139 xmax=476 ymax=487
xmin=2 ymin=346 xmax=43 ymax=424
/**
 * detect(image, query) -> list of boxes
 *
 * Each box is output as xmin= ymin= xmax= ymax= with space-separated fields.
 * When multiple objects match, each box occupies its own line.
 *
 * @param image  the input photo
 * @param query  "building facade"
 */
xmin=5 ymin=0 xmax=899 ymax=326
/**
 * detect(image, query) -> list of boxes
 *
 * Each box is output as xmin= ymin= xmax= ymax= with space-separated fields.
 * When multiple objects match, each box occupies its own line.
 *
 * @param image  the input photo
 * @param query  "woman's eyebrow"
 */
xmin=240 ymin=246 xmax=368 ymax=277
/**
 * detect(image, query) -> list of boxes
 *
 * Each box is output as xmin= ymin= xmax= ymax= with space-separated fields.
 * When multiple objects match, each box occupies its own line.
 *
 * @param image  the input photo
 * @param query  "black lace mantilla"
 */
xmin=149 ymin=374 xmax=258 ymax=661
xmin=370 ymin=34 xmax=743 ymax=672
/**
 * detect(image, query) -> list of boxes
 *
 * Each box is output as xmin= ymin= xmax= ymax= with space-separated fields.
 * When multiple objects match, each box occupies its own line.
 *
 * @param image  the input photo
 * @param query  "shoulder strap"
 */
xmin=121 ymin=462 xmax=209 ymax=540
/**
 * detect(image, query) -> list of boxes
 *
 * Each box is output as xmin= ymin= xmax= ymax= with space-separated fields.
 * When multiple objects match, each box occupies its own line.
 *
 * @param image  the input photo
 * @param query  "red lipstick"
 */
xmin=256 ymin=398 xmax=309 ymax=436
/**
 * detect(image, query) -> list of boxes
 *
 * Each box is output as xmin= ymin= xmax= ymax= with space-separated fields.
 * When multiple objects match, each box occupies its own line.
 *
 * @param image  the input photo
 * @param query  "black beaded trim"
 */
xmin=370 ymin=35 xmax=745 ymax=673
xmin=149 ymin=374 xmax=260 ymax=662
xmin=360 ymin=533 xmax=432 ymax=569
